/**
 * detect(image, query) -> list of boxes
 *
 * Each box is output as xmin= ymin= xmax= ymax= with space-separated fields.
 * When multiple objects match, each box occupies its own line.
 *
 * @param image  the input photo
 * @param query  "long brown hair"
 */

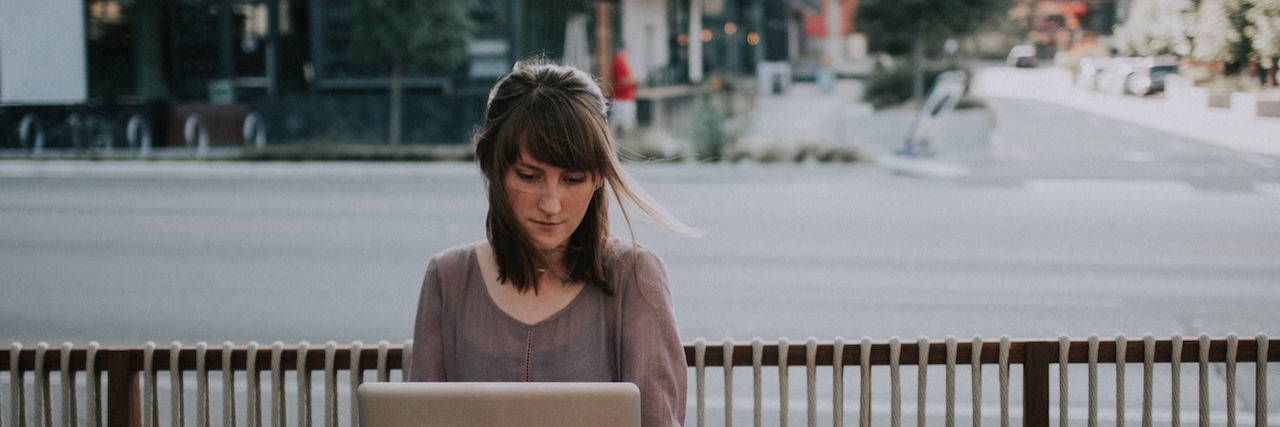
xmin=474 ymin=59 xmax=697 ymax=295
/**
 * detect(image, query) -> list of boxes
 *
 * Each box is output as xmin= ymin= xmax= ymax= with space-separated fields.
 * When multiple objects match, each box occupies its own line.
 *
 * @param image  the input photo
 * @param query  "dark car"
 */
xmin=1121 ymin=58 xmax=1178 ymax=95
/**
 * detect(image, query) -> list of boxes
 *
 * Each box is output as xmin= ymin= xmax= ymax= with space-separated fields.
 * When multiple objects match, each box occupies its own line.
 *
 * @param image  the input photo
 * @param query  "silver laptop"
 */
xmin=356 ymin=382 xmax=641 ymax=427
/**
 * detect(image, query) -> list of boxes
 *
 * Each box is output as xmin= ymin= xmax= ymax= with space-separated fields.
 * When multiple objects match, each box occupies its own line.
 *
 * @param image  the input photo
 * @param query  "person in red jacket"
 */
xmin=610 ymin=45 xmax=638 ymax=135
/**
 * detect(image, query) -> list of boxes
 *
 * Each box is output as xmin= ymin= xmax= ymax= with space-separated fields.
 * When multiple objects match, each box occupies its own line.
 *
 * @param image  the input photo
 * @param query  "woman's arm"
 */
xmin=409 ymin=257 xmax=446 ymax=382
xmin=621 ymin=248 xmax=687 ymax=427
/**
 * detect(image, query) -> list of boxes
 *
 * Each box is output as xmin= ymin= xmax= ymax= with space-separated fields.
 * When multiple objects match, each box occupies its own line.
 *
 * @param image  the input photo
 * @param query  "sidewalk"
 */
xmin=735 ymin=78 xmax=996 ymax=177
xmin=737 ymin=80 xmax=993 ymax=151
xmin=970 ymin=65 xmax=1280 ymax=157
xmin=735 ymin=79 xmax=871 ymax=152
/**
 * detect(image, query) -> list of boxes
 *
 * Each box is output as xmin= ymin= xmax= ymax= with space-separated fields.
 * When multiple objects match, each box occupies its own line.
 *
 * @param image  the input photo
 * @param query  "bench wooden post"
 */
xmin=1022 ymin=342 xmax=1050 ymax=427
xmin=105 ymin=349 xmax=140 ymax=427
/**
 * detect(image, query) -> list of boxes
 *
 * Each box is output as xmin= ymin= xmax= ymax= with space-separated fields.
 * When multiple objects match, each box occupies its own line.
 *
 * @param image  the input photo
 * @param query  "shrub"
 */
xmin=862 ymin=61 xmax=973 ymax=109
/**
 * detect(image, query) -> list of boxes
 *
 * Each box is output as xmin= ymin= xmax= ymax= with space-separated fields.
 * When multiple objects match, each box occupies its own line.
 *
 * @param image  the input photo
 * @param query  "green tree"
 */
xmin=349 ymin=0 xmax=472 ymax=145
xmin=856 ymin=0 xmax=1018 ymax=99
xmin=1248 ymin=0 xmax=1280 ymax=85
xmin=856 ymin=0 xmax=1017 ymax=55
xmin=1114 ymin=0 xmax=1195 ymax=57
xmin=1189 ymin=0 xmax=1253 ymax=75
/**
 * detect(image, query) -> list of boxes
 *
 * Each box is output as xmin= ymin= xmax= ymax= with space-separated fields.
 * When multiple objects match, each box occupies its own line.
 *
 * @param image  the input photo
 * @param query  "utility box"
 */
xmin=0 ymin=0 xmax=87 ymax=105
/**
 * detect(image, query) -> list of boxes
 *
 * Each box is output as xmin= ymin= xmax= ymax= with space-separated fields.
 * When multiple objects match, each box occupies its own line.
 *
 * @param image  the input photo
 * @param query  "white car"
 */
xmin=1007 ymin=44 xmax=1037 ymax=68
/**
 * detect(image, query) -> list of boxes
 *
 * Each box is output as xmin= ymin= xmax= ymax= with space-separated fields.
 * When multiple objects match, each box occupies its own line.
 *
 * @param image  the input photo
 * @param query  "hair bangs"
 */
xmin=499 ymin=86 xmax=612 ymax=176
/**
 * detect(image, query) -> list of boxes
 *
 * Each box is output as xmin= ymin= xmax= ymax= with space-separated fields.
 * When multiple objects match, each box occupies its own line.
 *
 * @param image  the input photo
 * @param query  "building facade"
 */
xmin=1 ymin=0 xmax=820 ymax=150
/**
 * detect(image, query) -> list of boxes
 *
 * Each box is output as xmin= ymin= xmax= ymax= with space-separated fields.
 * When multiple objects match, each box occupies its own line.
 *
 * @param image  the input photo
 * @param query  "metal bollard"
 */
xmin=87 ymin=115 xmax=113 ymax=155
xmin=184 ymin=114 xmax=209 ymax=158
xmin=68 ymin=113 xmax=84 ymax=150
xmin=127 ymin=115 xmax=153 ymax=158
xmin=18 ymin=114 xmax=45 ymax=156
xmin=243 ymin=113 xmax=267 ymax=149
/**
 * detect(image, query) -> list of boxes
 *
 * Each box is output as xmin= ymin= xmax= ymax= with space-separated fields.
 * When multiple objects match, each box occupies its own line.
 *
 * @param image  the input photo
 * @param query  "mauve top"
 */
xmin=408 ymin=240 xmax=687 ymax=427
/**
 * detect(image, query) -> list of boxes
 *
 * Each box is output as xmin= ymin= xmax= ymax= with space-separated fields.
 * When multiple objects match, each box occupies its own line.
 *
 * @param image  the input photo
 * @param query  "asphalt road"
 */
xmin=1 ymin=160 xmax=1276 ymax=345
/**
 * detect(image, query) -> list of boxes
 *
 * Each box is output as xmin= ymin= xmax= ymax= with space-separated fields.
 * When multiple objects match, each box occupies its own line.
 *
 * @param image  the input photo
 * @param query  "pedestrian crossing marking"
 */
xmin=1254 ymin=182 xmax=1280 ymax=197
xmin=1241 ymin=153 xmax=1277 ymax=168
xmin=1024 ymin=179 xmax=1195 ymax=194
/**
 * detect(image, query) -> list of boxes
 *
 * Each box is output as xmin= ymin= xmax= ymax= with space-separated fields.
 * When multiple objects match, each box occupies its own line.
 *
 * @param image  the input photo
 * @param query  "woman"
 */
xmin=408 ymin=60 xmax=697 ymax=427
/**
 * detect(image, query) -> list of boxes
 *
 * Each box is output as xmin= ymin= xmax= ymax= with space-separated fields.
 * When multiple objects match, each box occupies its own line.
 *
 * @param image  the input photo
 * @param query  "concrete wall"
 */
xmin=0 ymin=0 xmax=87 ymax=104
xmin=621 ymin=0 xmax=669 ymax=84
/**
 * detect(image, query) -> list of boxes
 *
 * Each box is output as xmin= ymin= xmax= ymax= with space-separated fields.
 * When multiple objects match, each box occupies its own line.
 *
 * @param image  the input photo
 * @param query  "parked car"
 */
xmin=1079 ymin=57 xmax=1179 ymax=96
xmin=1094 ymin=59 xmax=1133 ymax=95
xmin=1007 ymin=44 xmax=1037 ymax=68
xmin=1133 ymin=59 xmax=1178 ymax=95
xmin=1075 ymin=57 xmax=1110 ymax=90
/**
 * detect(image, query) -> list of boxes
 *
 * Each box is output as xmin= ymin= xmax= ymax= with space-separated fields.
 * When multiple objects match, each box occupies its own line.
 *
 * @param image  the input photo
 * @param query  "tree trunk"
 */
xmin=389 ymin=58 xmax=404 ymax=146
xmin=1271 ymin=57 xmax=1279 ymax=87
xmin=912 ymin=24 xmax=924 ymax=101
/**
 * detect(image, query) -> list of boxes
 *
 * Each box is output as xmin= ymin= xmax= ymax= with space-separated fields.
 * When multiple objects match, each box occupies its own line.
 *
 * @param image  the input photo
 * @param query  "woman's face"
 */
xmin=504 ymin=148 xmax=600 ymax=257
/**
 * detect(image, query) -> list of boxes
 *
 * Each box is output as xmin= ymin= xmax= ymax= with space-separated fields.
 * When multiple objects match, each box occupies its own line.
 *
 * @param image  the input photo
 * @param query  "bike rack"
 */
xmin=127 ymin=114 xmax=153 ymax=158
xmin=243 ymin=112 xmax=267 ymax=149
xmin=184 ymin=113 xmax=210 ymax=158
xmin=17 ymin=114 xmax=45 ymax=156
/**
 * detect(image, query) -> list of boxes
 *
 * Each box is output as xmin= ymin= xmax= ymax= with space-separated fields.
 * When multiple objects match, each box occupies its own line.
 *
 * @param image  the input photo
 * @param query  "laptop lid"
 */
xmin=356 ymin=382 xmax=641 ymax=427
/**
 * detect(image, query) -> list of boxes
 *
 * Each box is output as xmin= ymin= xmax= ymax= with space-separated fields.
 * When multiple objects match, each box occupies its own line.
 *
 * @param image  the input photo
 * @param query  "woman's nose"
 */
xmin=538 ymin=185 xmax=562 ymax=215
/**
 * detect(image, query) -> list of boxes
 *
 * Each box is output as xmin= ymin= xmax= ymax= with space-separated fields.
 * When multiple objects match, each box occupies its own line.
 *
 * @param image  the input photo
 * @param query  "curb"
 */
xmin=874 ymin=155 xmax=971 ymax=179
xmin=0 ymin=160 xmax=476 ymax=180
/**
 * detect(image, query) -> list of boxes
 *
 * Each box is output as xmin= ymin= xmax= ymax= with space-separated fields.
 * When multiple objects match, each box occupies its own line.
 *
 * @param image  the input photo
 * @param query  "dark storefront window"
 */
xmin=668 ymin=0 xmax=690 ymax=84
xmin=87 ymin=0 xmax=168 ymax=100
xmin=167 ymin=0 xmax=304 ymax=102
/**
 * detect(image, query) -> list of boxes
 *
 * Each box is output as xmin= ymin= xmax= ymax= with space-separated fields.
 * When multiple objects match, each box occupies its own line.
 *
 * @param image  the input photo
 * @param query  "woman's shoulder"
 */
xmin=604 ymin=238 xmax=664 ymax=271
xmin=604 ymin=239 xmax=671 ymax=307
xmin=428 ymin=241 xmax=482 ymax=273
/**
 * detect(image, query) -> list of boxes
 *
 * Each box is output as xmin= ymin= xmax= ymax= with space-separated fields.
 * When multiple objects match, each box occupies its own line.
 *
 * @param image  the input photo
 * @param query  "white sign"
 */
xmin=0 ymin=0 xmax=88 ymax=104
xmin=900 ymin=70 xmax=966 ymax=156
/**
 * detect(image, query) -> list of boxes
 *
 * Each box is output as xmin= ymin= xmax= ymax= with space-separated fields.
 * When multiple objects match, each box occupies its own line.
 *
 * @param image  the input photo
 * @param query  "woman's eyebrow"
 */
xmin=514 ymin=161 xmax=544 ymax=171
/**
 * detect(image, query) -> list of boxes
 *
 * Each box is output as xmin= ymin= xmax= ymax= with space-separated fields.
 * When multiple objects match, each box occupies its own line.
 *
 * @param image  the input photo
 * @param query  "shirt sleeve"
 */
xmin=409 ymin=256 xmax=446 ymax=382
xmin=620 ymin=249 xmax=687 ymax=427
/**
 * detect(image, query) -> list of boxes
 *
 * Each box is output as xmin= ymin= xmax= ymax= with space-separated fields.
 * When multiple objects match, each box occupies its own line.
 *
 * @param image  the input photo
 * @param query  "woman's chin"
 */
xmin=531 ymin=239 xmax=568 ymax=255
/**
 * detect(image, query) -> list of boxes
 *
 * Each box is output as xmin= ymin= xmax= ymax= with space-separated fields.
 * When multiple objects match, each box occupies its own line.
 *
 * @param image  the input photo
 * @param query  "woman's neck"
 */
xmin=540 ymin=247 xmax=566 ymax=276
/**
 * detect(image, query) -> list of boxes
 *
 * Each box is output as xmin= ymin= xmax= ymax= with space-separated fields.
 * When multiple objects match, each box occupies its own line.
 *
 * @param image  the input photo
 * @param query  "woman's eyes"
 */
xmin=515 ymin=171 xmax=587 ymax=184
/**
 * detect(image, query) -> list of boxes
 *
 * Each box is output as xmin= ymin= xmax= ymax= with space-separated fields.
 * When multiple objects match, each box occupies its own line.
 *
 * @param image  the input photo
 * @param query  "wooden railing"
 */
xmin=2 ymin=335 xmax=1275 ymax=427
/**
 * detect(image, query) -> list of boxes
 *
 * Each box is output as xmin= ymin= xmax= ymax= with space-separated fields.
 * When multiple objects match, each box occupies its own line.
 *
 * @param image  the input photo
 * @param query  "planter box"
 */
xmin=1260 ymin=98 xmax=1280 ymax=117
xmin=1164 ymin=76 xmax=1211 ymax=109
xmin=1165 ymin=76 xmax=1238 ymax=110
xmin=1229 ymin=91 xmax=1280 ymax=118
xmin=1208 ymin=90 xmax=1232 ymax=108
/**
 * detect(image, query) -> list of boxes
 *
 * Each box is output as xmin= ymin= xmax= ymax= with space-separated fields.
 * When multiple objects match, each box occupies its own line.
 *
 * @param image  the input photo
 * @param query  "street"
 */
xmin=3 ymin=159 xmax=1277 ymax=345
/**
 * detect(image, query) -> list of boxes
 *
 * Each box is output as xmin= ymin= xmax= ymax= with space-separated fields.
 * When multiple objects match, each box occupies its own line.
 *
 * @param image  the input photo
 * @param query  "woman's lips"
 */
xmin=531 ymin=219 xmax=561 ymax=227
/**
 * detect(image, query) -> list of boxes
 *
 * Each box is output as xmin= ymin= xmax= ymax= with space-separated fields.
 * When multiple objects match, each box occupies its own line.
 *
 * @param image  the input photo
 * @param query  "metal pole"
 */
xmin=507 ymin=0 xmax=523 ymax=66
xmin=266 ymin=0 xmax=280 ymax=98
xmin=308 ymin=0 xmax=326 ymax=91
xmin=596 ymin=2 xmax=611 ymax=82
xmin=689 ymin=0 xmax=703 ymax=83
xmin=218 ymin=0 xmax=234 ymax=82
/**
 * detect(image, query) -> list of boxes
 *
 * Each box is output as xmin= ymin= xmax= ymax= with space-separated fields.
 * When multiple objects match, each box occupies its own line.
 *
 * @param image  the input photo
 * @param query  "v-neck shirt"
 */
xmin=409 ymin=240 xmax=687 ymax=427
